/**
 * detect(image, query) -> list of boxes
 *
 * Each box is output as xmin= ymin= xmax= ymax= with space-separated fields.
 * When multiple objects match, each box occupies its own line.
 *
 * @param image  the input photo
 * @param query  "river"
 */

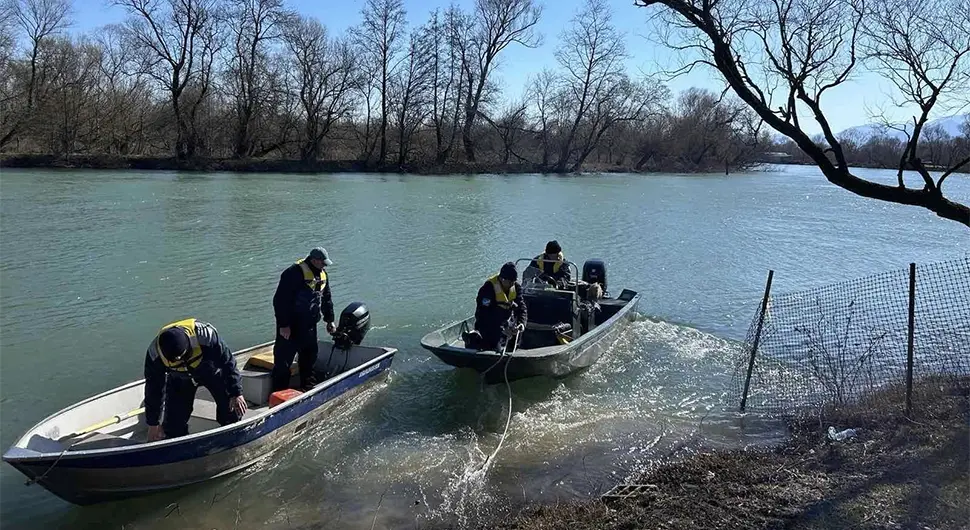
xmin=0 ymin=165 xmax=967 ymax=529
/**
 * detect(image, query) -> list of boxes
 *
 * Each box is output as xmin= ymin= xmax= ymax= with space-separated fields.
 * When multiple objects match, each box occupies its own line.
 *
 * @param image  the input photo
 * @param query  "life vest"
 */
xmin=488 ymin=275 xmax=517 ymax=310
xmin=297 ymin=259 xmax=328 ymax=291
xmin=152 ymin=318 xmax=203 ymax=372
xmin=294 ymin=259 xmax=327 ymax=324
xmin=536 ymin=252 xmax=564 ymax=274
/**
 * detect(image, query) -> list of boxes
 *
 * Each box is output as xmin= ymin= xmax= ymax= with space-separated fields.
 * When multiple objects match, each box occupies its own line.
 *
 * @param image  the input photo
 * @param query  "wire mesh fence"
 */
xmin=734 ymin=255 xmax=970 ymax=418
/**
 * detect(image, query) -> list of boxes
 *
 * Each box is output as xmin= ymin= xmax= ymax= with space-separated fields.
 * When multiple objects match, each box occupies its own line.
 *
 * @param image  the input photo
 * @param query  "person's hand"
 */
xmin=504 ymin=323 xmax=524 ymax=336
xmin=279 ymin=326 xmax=291 ymax=340
xmin=326 ymin=322 xmax=336 ymax=335
xmin=147 ymin=425 xmax=165 ymax=442
xmin=230 ymin=395 xmax=248 ymax=417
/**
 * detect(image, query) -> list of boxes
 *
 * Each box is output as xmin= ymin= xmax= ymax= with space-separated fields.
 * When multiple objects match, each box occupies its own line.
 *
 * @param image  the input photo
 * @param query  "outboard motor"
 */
xmin=582 ymin=259 xmax=608 ymax=295
xmin=332 ymin=302 xmax=371 ymax=350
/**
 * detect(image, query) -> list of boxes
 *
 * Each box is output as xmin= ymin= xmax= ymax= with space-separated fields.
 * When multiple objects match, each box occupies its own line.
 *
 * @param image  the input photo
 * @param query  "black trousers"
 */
xmin=272 ymin=325 xmax=318 ymax=391
xmin=162 ymin=374 xmax=241 ymax=438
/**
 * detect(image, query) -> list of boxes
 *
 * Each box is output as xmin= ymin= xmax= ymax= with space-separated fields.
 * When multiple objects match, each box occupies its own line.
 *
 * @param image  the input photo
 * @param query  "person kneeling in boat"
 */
xmin=464 ymin=262 xmax=528 ymax=352
xmin=529 ymin=240 xmax=570 ymax=288
xmin=144 ymin=319 xmax=247 ymax=442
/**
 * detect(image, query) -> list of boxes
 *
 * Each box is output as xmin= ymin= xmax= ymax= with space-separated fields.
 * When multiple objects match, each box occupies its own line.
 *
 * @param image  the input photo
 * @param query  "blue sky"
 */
xmin=65 ymin=0 xmax=931 ymax=135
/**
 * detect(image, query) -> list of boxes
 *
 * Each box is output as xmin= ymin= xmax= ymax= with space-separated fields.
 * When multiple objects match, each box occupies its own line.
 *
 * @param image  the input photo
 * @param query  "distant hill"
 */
xmin=836 ymin=114 xmax=968 ymax=142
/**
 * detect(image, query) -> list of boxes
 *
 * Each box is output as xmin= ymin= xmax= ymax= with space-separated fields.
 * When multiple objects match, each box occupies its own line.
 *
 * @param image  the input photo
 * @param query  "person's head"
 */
xmin=307 ymin=247 xmax=333 ymax=270
xmin=158 ymin=326 xmax=191 ymax=364
xmin=544 ymin=240 xmax=562 ymax=258
xmin=498 ymin=261 xmax=517 ymax=289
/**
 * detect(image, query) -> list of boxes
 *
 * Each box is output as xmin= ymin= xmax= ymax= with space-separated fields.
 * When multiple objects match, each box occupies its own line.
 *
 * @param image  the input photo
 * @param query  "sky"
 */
xmin=61 ymin=0 xmax=943 ymax=136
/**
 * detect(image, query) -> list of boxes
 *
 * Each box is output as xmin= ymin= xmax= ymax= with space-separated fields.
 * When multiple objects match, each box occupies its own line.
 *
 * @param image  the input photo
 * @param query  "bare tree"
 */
xmin=116 ymin=0 xmax=224 ymax=159
xmin=480 ymin=98 xmax=529 ymax=163
xmin=460 ymin=0 xmax=541 ymax=162
xmin=94 ymin=24 xmax=155 ymax=154
xmin=391 ymin=31 xmax=433 ymax=166
xmin=352 ymin=0 xmax=405 ymax=165
xmin=283 ymin=15 xmax=356 ymax=161
xmin=570 ymin=76 xmax=661 ymax=171
xmin=634 ymin=0 xmax=970 ymax=226
xmin=37 ymin=36 xmax=102 ymax=154
xmin=0 ymin=0 xmax=70 ymax=148
xmin=862 ymin=0 xmax=970 ymax=201
xmin=0 ymin=0 xmax=18 ymax=64
xmin=425 ymin=7 xmax=465 ymax=163
xmin=526 ymin=68 xmax=562 ymax=167
xmin=553 ymin=0 xmax=627 ymax=171
xmin=225 ymin=0 xmax=288 ymax=158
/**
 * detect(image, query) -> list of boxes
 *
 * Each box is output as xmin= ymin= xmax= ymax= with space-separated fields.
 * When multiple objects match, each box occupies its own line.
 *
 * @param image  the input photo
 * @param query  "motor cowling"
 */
xmin=332 ymin=302 xmax=370 ymax=350
xmin=582 ymin=259 xmax=607 ymax=294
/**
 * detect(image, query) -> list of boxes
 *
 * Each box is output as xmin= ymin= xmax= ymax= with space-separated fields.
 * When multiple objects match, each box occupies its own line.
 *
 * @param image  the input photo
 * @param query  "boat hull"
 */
xmin=423 ymin=293 xmax=639 ymax=383
xmin=3 ymin=349 xmax=394 ymax=505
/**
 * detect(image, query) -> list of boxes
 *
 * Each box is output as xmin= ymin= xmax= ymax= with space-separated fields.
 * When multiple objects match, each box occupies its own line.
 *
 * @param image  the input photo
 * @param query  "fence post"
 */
xmin=741 ymin=269 xmax=774 ymax=412
xmin=906 ymin=262 xmax=916 ymax=416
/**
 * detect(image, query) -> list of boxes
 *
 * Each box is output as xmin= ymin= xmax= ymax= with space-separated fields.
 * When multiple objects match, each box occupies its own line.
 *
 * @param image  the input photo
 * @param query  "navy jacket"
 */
xmin=273 ymin=262 xmax=334 ymax=330
xmin=143 ymin=321 xmax=243 ymax=426
xmin=474 ymin=278 xmax=528 ymax=338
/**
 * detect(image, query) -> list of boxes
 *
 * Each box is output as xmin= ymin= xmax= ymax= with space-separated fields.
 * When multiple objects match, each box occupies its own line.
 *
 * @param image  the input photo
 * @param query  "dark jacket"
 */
xmin=474 ymin=278 xmax=528 ymax=338
xmin=273 ymin=261 xmax=334 ymax=330
xmin=529 ymin=253 xmax=571 ymax=285
xmin=143 ymin=321 xmax=243 ymax=426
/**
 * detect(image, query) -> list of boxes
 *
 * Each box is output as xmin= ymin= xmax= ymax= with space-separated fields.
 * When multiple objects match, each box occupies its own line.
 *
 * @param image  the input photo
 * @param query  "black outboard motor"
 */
xmin=332 ymin=302 xmax=371 ymax=350
xmin=582 ymin=259 xmax=608 ymax=295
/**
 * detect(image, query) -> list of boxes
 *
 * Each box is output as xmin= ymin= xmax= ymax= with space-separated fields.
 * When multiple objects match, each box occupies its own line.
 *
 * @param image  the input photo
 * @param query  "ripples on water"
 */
xmin=1 ymin=167 xmax=967 ymax=529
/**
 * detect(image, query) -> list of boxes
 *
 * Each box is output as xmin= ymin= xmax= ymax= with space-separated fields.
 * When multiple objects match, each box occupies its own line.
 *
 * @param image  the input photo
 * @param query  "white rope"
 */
xmin=479 ymin=330 xmax=518 ymax=472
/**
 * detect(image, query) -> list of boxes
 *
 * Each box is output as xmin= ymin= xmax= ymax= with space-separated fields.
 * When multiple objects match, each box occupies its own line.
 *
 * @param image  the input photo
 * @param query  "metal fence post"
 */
xmin=906 ymin=262 xmax=916 ymax=416
xmin=741 ymin=269 xmax=774 ymax=412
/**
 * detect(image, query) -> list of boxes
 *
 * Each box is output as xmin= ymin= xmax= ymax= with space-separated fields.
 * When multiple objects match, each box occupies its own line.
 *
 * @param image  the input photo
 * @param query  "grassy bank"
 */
xmin=482 ymin=380 xmax=969 ymax=530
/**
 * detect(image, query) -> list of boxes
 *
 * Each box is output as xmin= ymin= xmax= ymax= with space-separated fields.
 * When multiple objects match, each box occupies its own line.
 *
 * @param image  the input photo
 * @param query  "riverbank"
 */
xmin=479 ymin=379 xmax=969 ymax=530
xmin=0 ymin=153 xmax=764 ymax=175
xmin=0 ymin=154 xmax=603 ymax=174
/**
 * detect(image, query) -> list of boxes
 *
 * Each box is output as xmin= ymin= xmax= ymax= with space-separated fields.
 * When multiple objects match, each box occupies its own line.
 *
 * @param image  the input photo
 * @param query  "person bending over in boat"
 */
xmin=144 ymin=319 xmax=247 ymax=442
xmin=272 ymin=247 xmax=335 ymax=391
xmin=528 ymin=240 xmax=571 ymax=288
xmin=465 ymin=262 xmax=528 ymax=352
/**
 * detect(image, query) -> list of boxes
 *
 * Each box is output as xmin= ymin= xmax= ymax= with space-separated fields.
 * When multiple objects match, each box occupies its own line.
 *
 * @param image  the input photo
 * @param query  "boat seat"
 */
xmin=523 ymin=290 xmax=576 ymax=329
xmin=71 ymin=432 xmax=141 ymax=450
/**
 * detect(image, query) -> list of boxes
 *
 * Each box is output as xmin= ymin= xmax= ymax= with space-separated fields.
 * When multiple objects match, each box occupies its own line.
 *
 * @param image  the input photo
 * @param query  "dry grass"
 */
xmin=481 ymin=379 xmax=969 ymax=530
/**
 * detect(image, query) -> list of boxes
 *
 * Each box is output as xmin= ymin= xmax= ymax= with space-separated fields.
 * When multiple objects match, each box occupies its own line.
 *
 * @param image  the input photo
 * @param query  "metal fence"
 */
xmin=734 ymin=255 xmax=970 ymax=417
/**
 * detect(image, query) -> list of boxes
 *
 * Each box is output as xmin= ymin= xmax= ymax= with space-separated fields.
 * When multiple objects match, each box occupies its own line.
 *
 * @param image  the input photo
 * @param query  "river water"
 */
xmin=0 ymin=165 xmax=966 ymax=529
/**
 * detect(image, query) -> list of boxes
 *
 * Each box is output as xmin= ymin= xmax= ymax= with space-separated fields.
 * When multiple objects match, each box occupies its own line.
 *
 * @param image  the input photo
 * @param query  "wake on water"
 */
xmin=414 ymin=316 xmax=747 ymax=527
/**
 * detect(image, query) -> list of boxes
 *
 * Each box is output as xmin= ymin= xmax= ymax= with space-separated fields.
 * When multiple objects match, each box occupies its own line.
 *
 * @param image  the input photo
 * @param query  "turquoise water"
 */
xmin=0 ymin=166 xmax=966 ymax=528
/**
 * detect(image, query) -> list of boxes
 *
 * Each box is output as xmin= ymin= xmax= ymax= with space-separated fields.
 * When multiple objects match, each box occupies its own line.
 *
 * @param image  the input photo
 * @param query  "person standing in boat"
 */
xmin=271 ymin=247 xmax=335 ymax=391
xmin=528 ymin=240 xmax=571 ymax=288
xmin=144 ymin=319 xmax=247 ymax=442
xmin=467 ymin=262 xmax=528 ymax=352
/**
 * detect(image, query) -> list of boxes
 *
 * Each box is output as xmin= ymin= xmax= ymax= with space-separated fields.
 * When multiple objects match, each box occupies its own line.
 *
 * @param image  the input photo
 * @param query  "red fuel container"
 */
xmin=269 ymin=388 xmax=303 ymax=407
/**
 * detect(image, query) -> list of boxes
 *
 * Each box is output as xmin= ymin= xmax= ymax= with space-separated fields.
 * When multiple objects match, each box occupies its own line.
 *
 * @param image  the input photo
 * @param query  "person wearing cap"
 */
xmin=271 ymin=247 xmax=335 ymax=391
xmin=143 ymin=319 xmax=246 ymax=442
xmin=468 ymin=262 xmax=528 ymax=351
xmin=529 ymin=240 xmax=571 ymax=288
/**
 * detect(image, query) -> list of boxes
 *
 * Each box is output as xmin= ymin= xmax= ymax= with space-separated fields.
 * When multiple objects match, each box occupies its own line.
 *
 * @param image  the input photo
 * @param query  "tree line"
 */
xmin=0 ymin=0 xmax=771 ymax=172
xmin=773 ymin=119 xmax=970 ymax=171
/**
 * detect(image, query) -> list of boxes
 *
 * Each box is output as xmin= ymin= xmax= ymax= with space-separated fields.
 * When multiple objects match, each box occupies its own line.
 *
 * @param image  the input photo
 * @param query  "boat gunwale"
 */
xmin=3 ymin=341 xmax=397 ymax=462
xmin=420 ymin=290 xmax=641 ymax=359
